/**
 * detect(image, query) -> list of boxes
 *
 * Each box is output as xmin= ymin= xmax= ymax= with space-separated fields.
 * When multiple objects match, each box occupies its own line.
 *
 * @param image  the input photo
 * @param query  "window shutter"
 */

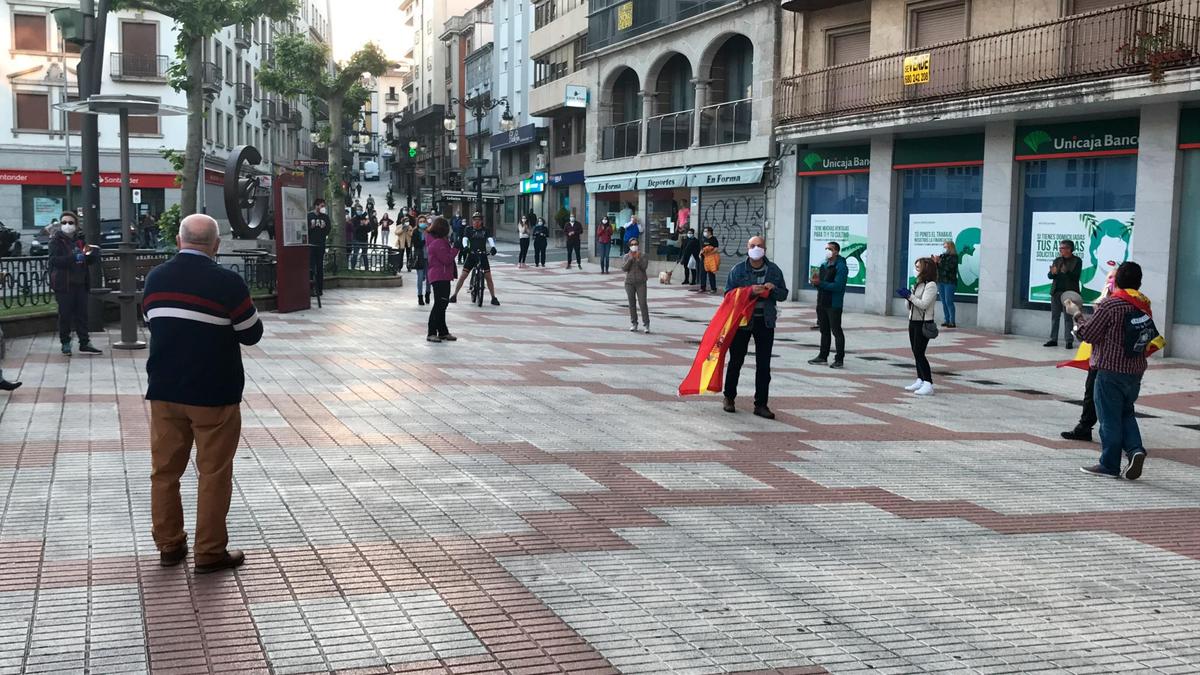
xmin=830 ymin=29 xmax=870 ymax=66
xmin=14 ymin=14 xmax=47 ymax=51
xmin=16 ymin=93 xmax=49 ymax=130
xmin=1072 ymin=0 xmax=1126 ymax=13
xmin=912 ymin=3 xmax=966 ymax=49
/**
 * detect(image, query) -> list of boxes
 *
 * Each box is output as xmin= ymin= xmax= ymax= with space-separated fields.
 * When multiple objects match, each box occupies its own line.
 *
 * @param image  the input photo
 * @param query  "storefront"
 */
xmin=894 ymin=134 xmax=983 ymax=297
xmin=797 ymin=146 xmax=870 ymax=294
xmin=692 ymin=160 xmax=767 ymax=277
xmin=1173 ymin=109 xmax=1200 ymax=358
xmin=639 ymin=168 xmax=689 ymax=261
xmin=0 ymin=169 xmax=178 ymax=231
xmin=585 ymin=172 xmax=638 ymax=254
xmin=1014 ymin=118 xmax=1138 ymax=309
xmin=549 ymin=170 xmax=586 ymax=222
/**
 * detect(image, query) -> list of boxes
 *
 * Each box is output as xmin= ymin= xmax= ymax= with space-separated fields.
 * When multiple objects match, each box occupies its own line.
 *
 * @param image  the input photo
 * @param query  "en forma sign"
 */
xmin=0 ymin=170 xmax=179 ymax=189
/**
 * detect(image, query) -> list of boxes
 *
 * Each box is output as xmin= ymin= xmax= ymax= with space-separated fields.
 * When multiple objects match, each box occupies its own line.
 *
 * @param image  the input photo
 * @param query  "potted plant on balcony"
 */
xmin=1119 ymin=22 xmax=1195 ymax=83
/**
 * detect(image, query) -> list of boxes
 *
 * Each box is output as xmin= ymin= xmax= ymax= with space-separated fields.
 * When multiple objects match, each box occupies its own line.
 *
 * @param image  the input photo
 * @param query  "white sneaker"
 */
xmin=630 ymin=324 xmax=638 ymax=332
xmin=643 ymin=326 xmax=651 ymax=334
xmin=904 ymin=379 xmax=924 ymax=391
xmin=913 ymin=382 xmax=935 ymax=396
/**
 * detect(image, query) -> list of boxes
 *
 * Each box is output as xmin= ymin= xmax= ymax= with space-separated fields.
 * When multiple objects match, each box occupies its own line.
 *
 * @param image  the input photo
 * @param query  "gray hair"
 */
xmin=179 ymin=214 xmax=219 ymax=247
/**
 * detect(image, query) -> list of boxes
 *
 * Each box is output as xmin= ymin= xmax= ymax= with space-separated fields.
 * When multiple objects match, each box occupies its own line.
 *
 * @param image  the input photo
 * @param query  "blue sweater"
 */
xmin=725 ymin=258 xmax=789 ymax=328
xmin=143 ymin=252 xmax=263 ymax=406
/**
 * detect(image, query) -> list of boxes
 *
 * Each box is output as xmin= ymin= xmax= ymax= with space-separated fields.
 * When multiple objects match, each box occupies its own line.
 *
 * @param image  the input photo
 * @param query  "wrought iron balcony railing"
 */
xmin=110 ymin=53 xmax=168 ymax=81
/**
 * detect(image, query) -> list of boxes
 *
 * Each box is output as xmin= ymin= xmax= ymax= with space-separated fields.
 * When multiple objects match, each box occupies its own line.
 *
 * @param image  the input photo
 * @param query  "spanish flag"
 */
xmin=679 ymin=286 xmax=760 ymax=396
xmin=1057 ymin=288 xmax=1165 ymax=370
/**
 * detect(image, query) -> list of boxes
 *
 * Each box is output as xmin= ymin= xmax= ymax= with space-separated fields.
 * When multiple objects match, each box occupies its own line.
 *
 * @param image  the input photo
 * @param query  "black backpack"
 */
xmin=1122 ymin=307 xmax=1160 ymax=357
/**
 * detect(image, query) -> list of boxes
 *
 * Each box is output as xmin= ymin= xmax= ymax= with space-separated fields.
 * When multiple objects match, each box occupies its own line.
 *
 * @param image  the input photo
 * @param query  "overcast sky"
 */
xmin=331 ymin=0 xmax=411 ymax=63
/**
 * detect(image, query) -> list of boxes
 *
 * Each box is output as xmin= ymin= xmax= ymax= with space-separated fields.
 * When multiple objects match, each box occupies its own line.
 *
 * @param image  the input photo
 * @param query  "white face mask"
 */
xmin=318 ymin=207 xmax=326 ymax=215
xmin=629 ymin=245 xmax=639 ymax=253
xmin=825 ymin=249 xmax=835 ymax=260
xmin=61 ymin=224 xmax=77 ymax=236
xmin=748 ymin=246 xmax=765 ymax=261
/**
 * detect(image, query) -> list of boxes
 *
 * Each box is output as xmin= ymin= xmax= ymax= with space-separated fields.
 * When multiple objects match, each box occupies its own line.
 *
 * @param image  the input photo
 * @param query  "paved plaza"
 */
xmin=2 ymin=260 xmax=1200 ymax=674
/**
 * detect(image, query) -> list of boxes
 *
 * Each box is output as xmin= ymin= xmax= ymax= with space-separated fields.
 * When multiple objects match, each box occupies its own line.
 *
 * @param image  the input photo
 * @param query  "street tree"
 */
xmin=259 ymin=37 xmax=389 ymax=248
xmin=112 ymin=0 xmax=299 ymax=216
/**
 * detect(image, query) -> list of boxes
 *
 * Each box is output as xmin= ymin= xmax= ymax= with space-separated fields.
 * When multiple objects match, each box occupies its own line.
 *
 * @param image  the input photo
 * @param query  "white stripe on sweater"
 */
xmin=233 ymin=311 xmax=260 ymax=332
xmin=146 ymin=307 xmax=232 ymax=326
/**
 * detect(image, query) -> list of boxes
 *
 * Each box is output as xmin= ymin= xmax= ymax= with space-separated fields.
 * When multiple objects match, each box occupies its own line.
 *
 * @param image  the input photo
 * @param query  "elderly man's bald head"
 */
xmin=179 ymin=214 xmax=220 ymax=254
xmin=748 ymin=235 xmax=765 ymax=249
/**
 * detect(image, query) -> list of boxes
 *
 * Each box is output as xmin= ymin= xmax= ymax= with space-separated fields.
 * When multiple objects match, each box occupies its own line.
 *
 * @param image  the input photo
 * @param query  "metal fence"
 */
xmin=699 ymin=98 xmax=752 ymax=146
xmin=777 ymin=0 xmax=1200 ymax=125
xmin=647 ymin=110 xmax=694 ymax=154
xmin=0 ymin=257 xmax=53 ymax=311
xmin=216 ymin=253 xmax=278 ymax=295
xmin=322 ymin=245 xmax=401 ymax=276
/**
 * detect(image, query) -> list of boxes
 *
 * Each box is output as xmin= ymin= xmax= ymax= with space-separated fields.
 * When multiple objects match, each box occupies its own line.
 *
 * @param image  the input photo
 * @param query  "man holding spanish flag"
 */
xmin=679 ymin=235 xmax=788 ymax=420
xmin=1071 ymin=262 xmax=1164 ymax=480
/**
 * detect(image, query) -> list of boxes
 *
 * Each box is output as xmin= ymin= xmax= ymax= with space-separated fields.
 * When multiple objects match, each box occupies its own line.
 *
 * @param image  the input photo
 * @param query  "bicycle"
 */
xmin=468 ymin=251 xmax=486 ymax=307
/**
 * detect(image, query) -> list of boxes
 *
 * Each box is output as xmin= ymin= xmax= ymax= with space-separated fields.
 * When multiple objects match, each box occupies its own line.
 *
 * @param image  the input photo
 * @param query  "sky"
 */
xmin=330 ymin=0 xmax=412 ymax=63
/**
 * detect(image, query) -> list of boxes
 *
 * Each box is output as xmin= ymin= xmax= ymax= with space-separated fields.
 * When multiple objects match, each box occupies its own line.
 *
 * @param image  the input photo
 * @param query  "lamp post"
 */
xmin=444 ymin=96 xmax=514 ymax=225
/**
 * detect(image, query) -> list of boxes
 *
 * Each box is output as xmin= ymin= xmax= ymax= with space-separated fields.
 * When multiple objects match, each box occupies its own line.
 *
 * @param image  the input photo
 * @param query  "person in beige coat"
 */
xmin=902 ymin=257 xmax=940 ymax=397
xmin=622 ymin=237 xmax=650 ymax=333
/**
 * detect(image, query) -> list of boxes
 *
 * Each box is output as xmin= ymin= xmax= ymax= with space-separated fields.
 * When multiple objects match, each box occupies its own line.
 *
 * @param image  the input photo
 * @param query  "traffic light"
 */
xmin=408 ymin=146 xmax=418 ymax=158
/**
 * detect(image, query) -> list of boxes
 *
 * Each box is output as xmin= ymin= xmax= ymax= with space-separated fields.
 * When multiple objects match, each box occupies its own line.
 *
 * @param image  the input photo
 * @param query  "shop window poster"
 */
xmin=1028 ymin=211 xmax=1134 ymax=304
xmin=33 ymin=197 xmax=63 ymax=229
xmin=906 ymin=213 xmax=982 ymax=295
xmin=808 ymin=214 xmax=867 ymax=288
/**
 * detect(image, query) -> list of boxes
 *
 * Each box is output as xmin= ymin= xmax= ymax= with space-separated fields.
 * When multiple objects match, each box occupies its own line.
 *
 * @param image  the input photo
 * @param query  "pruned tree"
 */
xmin=260 ymin=37 xmax=389 ymax=248
xmin=113 ymin=0 xmax=299 ymax=217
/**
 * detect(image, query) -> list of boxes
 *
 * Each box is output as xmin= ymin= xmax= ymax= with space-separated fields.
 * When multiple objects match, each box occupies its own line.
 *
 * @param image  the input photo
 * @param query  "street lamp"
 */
xmin=445 ymin=96 xmax=514 ymax=226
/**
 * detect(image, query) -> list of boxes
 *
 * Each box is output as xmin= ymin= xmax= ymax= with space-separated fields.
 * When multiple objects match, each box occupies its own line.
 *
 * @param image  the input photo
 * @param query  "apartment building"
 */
xmin=582 ymin=0 xmax=777 ymax=274
xmin=0 ymin=4 xmax=185 ymax=235
xmin=773 ymin=0 xmax=1200 ymax=358
xmin=529 ymin=0 xmax=589 ymax=232
xmin=492 ymin=0 xmax=548 ymax=232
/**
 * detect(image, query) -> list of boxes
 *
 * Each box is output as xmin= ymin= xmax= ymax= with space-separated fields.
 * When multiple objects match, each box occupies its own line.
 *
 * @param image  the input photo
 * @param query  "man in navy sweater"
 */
xmin=143 ymin=214 xmax=263 ymax=574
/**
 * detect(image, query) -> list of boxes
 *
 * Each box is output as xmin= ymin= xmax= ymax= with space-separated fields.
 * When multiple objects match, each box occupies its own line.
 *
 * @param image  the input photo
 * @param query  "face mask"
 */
xmin=629 ymin=246 xmax=639 ymax=252
xmin=825 ymin=249 xmax=835 ymax=260
xmin=688 ymin=233 xmax=694 ymax=238
xmin=418 ymin=222 xmax=427 ymax=230
xmin=61 ymin=224 xmax=77 ymax=236
xmin=318 ymin=207 xmax=326 ymax=214
xmin=748 ymin=246 xmax=765 ymax=260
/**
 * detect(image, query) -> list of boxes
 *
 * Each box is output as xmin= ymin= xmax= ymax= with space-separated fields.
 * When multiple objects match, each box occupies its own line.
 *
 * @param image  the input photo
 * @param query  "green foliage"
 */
xmin=157 ymin=204 xmax=183 ymax=251
xmin=555 ymin=208 xmax=571 ymax=227
xmin=260 ymin=35 xmax=389 ymax=102
xmin=160 ymin=148 xmax=185 ymax=185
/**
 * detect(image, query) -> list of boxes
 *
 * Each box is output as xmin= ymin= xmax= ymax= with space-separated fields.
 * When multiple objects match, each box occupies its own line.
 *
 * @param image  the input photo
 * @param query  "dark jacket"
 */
xmin=532 ymin=223 xmax=550 ymax=244
xmin=813 ymin=255 xmax=848 ymax=309
xmin=726 ymin=257 xmax=789 ymax=328
xmin=1049 ymin=255 xmax=1082 ymax=295
xmin=936 ymin=253 xmax=958 ymax=285
xmin=411 ymin=229 xmax=427 ymax=269
xmin=48 ymin=231 xmax=98 ymax=292
xmin=564 ymin=221 xmax=583 ymax=242
xmin=307 ymin=211 xmax=330 ymax=249
xmin=678 ymin=235 xmax=702 ymax=264
xmin=143 ymin=252 xmax=263 ymax=406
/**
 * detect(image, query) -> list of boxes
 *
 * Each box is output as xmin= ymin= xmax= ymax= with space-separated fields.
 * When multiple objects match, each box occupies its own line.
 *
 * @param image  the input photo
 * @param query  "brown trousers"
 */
xmin=150 ymin=401 xmax=241 ymax=565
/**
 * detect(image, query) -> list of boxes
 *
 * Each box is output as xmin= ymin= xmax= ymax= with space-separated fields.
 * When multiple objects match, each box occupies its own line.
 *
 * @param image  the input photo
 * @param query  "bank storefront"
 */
xmin=797 ymin=146 xmax=871 ymax=298
xmin=1173 ymin=108 xmax=1200 ymax=359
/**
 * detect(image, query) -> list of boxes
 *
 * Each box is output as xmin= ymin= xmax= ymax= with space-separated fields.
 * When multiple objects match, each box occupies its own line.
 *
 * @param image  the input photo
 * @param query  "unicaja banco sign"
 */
xmin=1015 ymin=118 xmax=1140 ymax=159
xmin=797 ymin=147 xmax=872 ymax=175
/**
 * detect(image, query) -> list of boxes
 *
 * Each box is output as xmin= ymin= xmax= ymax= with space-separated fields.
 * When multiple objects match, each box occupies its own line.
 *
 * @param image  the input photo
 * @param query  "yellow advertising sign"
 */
xmin=903 ymin=53 xmax=931 ymax=86
xmin=617 ymin=1 xmax=634 ymax=31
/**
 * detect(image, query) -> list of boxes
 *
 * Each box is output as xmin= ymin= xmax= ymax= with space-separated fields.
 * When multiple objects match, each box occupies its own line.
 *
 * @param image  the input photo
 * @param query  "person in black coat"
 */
xmin=532 ymin=218 xmax=550 ymax=268
xmin=678 ymin=228 xmax=702 ymax=286
xmin=48 ymin=213 xmax=101 ymax=354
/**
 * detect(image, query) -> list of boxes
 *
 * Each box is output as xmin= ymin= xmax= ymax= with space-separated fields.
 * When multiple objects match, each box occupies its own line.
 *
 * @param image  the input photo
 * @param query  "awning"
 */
xmin=636 ymin=168 xmax=688 ymax=190
xmin=686 ymin=160 xmax=766 ymax=188
xmin=585 ymin=172 xmax=638 ymax=193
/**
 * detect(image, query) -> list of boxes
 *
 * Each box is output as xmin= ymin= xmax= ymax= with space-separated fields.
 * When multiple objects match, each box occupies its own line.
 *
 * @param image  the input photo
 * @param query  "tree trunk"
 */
xmin=181 ymin=36 xmax=203 ymax=216
xmin=327 ymin=94 xmax=345 ymax=249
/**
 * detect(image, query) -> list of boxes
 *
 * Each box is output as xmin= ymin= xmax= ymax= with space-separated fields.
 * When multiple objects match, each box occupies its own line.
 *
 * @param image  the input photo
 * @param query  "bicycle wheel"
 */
xmin=474 ymin=271 xmax=484 ymax=307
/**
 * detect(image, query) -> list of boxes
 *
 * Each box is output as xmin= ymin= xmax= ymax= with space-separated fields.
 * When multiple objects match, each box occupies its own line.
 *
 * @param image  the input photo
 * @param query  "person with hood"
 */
xmin=564 ymin=214 xmax=584 ymax=269
xmin=722 ymin=236 xmax=789 ymax=419
xmin=48 ymin=212 xmax=101 ymax=355
xmin=532 ymin=217 xmax=550 ymax=268
xmin=597 ymin=217 xmax=614 ymax=274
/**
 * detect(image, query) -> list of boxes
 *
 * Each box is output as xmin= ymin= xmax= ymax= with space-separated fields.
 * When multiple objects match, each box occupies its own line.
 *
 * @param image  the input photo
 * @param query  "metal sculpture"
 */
xmin=223 ymin=145 xmax=273 ymax=239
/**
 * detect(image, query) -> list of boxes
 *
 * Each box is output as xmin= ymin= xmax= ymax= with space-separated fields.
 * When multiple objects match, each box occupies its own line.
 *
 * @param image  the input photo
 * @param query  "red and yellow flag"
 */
xmin=1057 ymin=288 xmax=1165 ymax=370
xmin=679 ymin=286 xmax=760 ymax=396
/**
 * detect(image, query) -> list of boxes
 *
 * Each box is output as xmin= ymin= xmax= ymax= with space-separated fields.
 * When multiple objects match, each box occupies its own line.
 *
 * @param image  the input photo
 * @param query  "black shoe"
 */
xmin=830 ymin=361 xmax=844 ymax=369
xmin=78 ymin=343 xmax=102 ymax=354
xmin=0 ymin=380 xmax=21 ymax=391
xmin=1066 ymin=340 xmax=1074 ymax=350
xmin=1080 ymin=464 xmax=1120 ymax=479
xmin=1043 ymin=340 xmax=1058 ymax=347
xmin=753 ymin=405 xmax=776 ymax=420
xmin=425 ymin=293 xmax=431 ymax=304
xmin=449 ymin=295 xmax=457 ymax=303
xmin=807 ymin=357 xmax=827 ymax=365
xmin=1123 ymin=451 xmax=1146 ymax=481
xmin=491 ymin=297 xmax=500 ymax=306
xmin=418 ymin=296 xmax=425 ymax=306
xmin=722 ymin=397 xmax=736 ymax=413
xmin=440 ymin=334 xmax=458 ymax=342
xmin=160 ymin=543 xmax=188 ymax=568
xmin=195 ymin=550 xmax=245 ymax=574
xmin=1060 ymin=429 xmax=1093 ymax=442
xmin=427 ymin=335 xmax=442 ymax=343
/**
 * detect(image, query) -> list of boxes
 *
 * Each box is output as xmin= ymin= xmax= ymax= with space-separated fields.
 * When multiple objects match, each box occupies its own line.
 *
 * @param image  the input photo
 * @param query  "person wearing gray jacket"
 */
xmin=622 ymin=237 xmax=650 ymax=333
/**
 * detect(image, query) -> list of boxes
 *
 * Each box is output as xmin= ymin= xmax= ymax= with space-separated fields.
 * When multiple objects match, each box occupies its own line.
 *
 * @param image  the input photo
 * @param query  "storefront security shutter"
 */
xmin=910 ymin=2 xmax=966 ymax=48
xmin=698 ymin=185 xmax=767 ymax=285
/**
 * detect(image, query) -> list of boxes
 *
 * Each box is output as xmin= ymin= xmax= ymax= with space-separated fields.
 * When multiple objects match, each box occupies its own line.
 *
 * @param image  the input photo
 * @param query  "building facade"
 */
xmin=773 ymin=0 xmax=1200 ymax=359
xmin=582 ymin=0 xmax=777 ymax=274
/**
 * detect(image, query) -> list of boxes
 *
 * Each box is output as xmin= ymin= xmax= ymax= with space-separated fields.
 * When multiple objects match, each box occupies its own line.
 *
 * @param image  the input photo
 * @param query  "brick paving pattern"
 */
xmin=1 ymin=258 xmax=1199 ymax=674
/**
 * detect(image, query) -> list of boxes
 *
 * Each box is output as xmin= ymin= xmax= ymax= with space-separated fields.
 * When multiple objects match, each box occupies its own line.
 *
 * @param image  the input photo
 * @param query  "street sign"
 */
xmin=132 ymin=189 xmax=141 ymax=204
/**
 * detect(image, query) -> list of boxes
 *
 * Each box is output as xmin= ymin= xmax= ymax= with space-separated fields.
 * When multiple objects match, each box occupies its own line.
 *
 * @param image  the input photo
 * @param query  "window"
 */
xmin=66 ymin=94 xmax=83 ymax=132
xmin=908 ymin=0 xmax=967 ymax=49
xmin=204 ymin=106 xmax=211 ymax=141
xmin=575 ymin=114 xmax=586 ymax=154
xmin=215 ymin=111 xmax=224 ymax=146
xmin=129 ymin=115 xmax=159 ymax=135
xmin=14 ymin=14 xmax=47 ymax=51
xmin=827 ymin=25 xmax=869 ymax=67
xmin=225 ymin=48 xmax=234 ymax=84
xmin=227 ymin=116 xmax=234 ymax=147
xmin=16 ymin=92 xmax=50 ymax=130
xmin=519 ymin=148 xmax=530 ymax=173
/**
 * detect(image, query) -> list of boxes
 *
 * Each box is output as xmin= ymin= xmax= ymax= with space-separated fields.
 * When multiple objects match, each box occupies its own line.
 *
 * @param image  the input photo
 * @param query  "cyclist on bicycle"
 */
xmin=450 ymin=212 xmax=500 ymax=306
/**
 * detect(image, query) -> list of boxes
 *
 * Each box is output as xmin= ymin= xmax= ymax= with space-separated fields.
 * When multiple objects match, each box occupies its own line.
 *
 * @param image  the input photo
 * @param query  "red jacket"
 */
xmin=425 ymin=236 xmax=458 ymax=283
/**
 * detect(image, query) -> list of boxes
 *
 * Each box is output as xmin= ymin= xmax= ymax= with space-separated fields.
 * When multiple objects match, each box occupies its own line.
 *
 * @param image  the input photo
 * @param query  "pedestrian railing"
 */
xmin=600 ymin=120 xmax=642 ymax=160
xmin=217 ymin=252 xmax=277 ymax=295
xmin=699 ymin=98 xmax=752 ymax=147
xmin=0 ymin=256 xmax=53 ymax=310
xmin=646 ymin=110 xmax=694 ymax=154
xmin=322 ymin=245 xmax=401 ymax=276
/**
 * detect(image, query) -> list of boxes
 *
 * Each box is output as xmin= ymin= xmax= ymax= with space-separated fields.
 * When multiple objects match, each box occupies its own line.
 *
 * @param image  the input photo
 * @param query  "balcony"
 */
xmin=600 ymin=120 xmax=641 ymax=160
xmin=234 ymin=83 xmax=253 ymax=115
xmin=777 ymin=0 xmax=1200 ymax=127
xmin=261 ymin=43 xmax=274 ymax=65
xmin=261 ymin=98 xmax=278 ymax=126
xmin=646 ymin=110 xmax=693 ymax=154
xmin=385 ymin=92 xmax=400 ymax=103
xmin=110 ymin=53 xmax=168 ymax=82
xmin=235 ymin=24 xmax=252 ymax=49
xmin=201 ymin=62 xmax=223 ymax=96
xmin=288 ymin=109 xmax=303 ymax=128
xmin=699 ymin=98 xmax=751 ymax=146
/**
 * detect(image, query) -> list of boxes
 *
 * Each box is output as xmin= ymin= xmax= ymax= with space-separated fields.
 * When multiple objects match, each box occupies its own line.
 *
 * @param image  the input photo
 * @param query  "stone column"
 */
xmin=1134 ymin=102 xmax=1181 ymax=347
xmin=770 ymin=151 xmax=801 ymax=299
xmin=864 ymin=134 xmax=895 ymax=315
xmin=977 ymin=120 xmax=1018 ymax=334
xmin=692 ymin=79 xmax=710 ymax=148
xmin=640 ymin=91 xmax=655 ymax=155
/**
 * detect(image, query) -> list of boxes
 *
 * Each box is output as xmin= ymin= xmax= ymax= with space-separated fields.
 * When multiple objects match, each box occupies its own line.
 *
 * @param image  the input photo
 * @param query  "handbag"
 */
xmin=922 ymin=320 xmax=939 ymax=340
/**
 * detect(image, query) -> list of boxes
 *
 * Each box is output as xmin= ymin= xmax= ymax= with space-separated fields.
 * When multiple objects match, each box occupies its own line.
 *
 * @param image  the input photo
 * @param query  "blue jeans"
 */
xmin=937 ymin=282 xmax=957 ymax=324
xmin=599 ymin=242 xmax=611 ymax=272
xmin=1094 ymin=370 xmax=1145 ymax=474
xmin=415 ymin=268 xmax=427 ymax=297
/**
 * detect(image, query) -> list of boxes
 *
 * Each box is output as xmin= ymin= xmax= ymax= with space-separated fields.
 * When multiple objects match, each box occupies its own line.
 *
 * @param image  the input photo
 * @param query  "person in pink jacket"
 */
xmin=425 ymin=217 xmax=458 ymax=342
